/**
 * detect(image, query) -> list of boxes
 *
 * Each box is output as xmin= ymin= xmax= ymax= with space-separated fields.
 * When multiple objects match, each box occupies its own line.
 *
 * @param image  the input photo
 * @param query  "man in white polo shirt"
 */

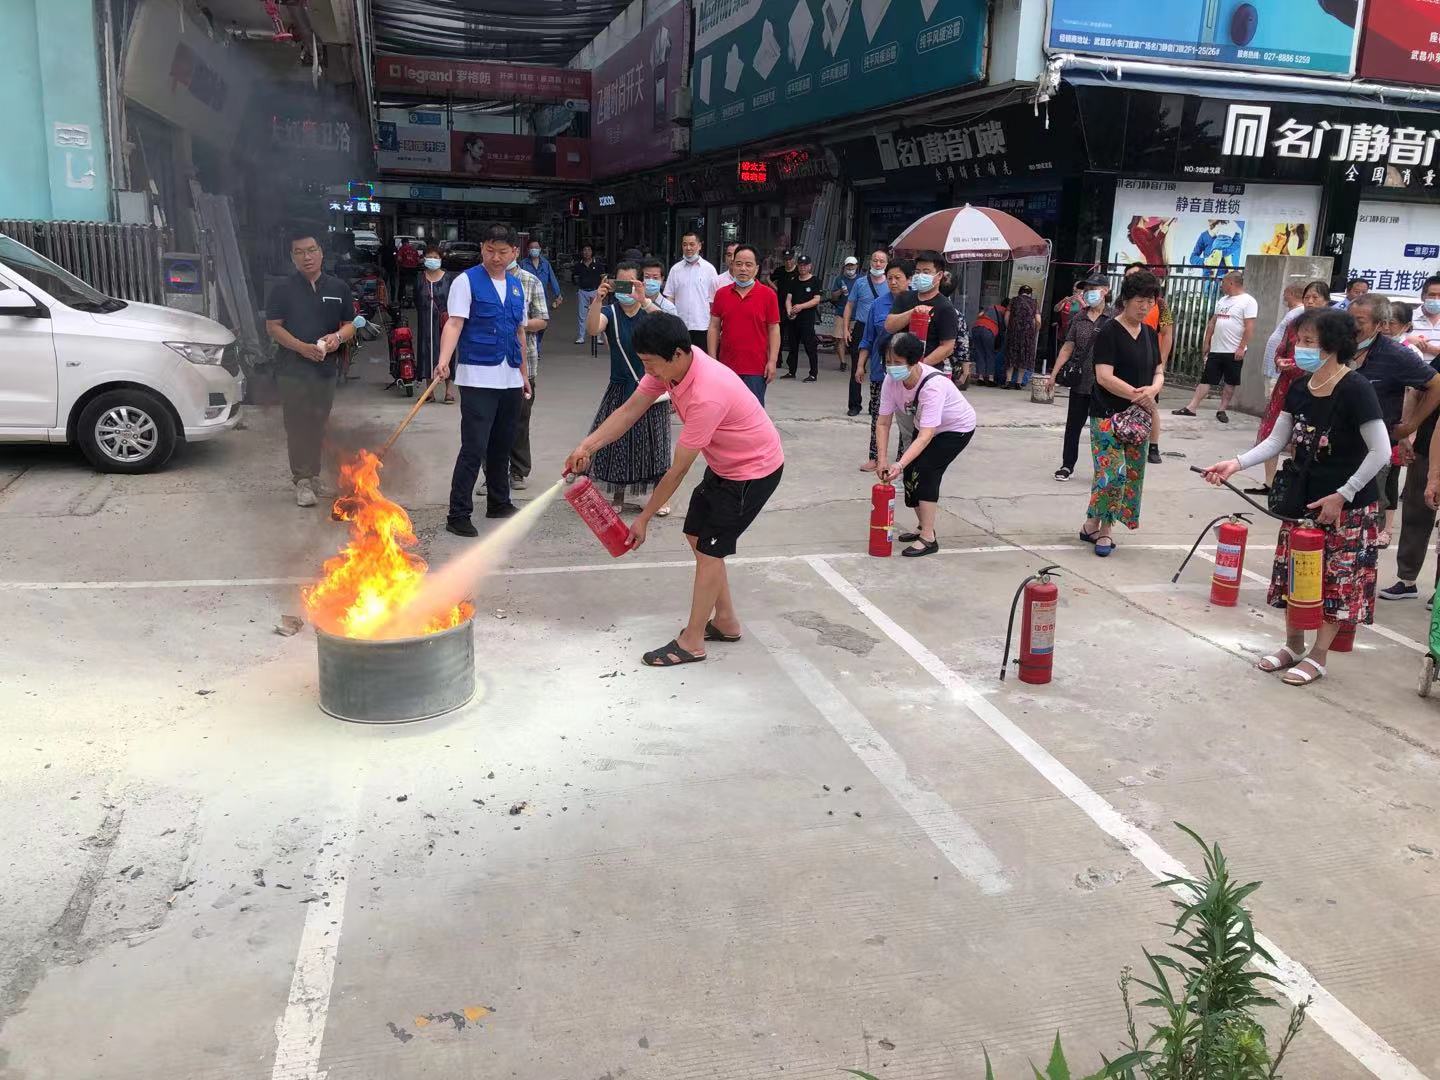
xmin=664 ymin=230 xmax=719 ymax=351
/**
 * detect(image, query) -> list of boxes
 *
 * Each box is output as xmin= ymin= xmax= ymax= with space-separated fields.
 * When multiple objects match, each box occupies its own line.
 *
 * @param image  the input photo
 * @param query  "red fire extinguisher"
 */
xmin=564 ymin=475 xmax=632 ymax=558
xmin=1286 ymin=523 xmax=1326 ymax=631
xmin=869 ymin=482 xmax=895 ymax=557
xmin=1001 ymin=565 xmax=1061 ymax=684
xmin=1171 ymin=512 xmax=1252 ymax=606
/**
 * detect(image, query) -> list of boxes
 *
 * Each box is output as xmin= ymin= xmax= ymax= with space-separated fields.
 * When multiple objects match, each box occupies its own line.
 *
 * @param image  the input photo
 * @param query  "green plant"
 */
xmin=845 ymin=826 xmax=1308 ymax=1080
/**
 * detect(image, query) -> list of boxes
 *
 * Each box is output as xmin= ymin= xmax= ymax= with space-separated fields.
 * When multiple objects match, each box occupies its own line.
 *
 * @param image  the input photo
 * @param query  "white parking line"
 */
xmin=750 ymin=619 xmax=1011 ymax=896
xmin=270 ymin=775 xmax=366 ymax=1080
xmin=804 ymin=554 xmax=1426 ymax=1080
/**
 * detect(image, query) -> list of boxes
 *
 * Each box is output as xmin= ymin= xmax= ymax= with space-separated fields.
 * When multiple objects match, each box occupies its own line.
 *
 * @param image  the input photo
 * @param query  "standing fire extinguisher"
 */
xmin=869 ymin=482 xmax=895 ymax=557
xmin=1285 ymin=523 xmax=1326 ymax=631
xmin=1171 ymin=512 xmax=1251 ymax=606
xmin=1000 ymin=565 xmax=1062 ymax=684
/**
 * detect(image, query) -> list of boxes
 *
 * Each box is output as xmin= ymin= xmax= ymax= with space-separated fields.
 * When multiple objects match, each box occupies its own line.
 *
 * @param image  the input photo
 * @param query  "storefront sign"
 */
xmin=691 ymin=0 xmax=987 ymax=153
xmin=1346 ymin=200 xmax=1440 ymax=292
xmin=738 ymin=159 xmax=768 ymax=184
xmin=374 ymin=55 xmax=591 ymax=103
xmin=597 ymin=194 xmax=617 ymax=207
xmin=1358 ymin=0 xmax=1440 ymax=87
xmin=1047 ymin=0 xmax=1360 ymax=76
xmin=376 ymin=122 xmax=450 ymax=171
xmin=328 ymin=198 xmax=381 ymax=213
xmin=591 ymin=3 xmax=687 ymax=179
xmin=271 ymin=117 xmax=355 ymax=155
xmin=123 ymin=0 xmax=250 ymax=146
xmin=1108 ymin=178 xmax=1321 ymax=269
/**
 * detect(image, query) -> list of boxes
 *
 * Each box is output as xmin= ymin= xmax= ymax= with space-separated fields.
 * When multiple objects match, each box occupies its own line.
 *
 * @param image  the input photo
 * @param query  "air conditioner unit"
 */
xmin=668 ymin=87 xmax=692 ymax=126
xmin=670 ymin=126 xmax=691 ymax=153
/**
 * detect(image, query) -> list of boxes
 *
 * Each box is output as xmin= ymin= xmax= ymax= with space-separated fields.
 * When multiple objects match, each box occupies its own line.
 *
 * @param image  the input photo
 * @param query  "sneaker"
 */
xmin=1054 ymin=467 xmax=1072 ymax=482
xmin=294 ymin=478 xmax=317 ymax=508
xmin=803 ymin=374 xmax=817 ymax=383
xmin=446 ymin=517 xmax=478 ymax=537
xmin=309 ymin=475 xmax=329 ymax=498
xmin=486 ymin=503 xmax=519 ymax=519
xmin=1172 ymin=407 xmax=1196 ymax=417
xmin=1216 ymin=410 xmax=1229 ymax=423
xmin=780 ymin=372 xmax=797 ymax=380
xmin=1148 ymin=445 xmax=1162 ymax=464
xmin=511 ymin=474 xmax=529 ymax=491
xmin=846 ymin=407 xmax=862 ymax=417
xmin=1379 ymin=580 xmax=1419 ymax=601
xmin=573 ymin=337 xmax=585 ymax=344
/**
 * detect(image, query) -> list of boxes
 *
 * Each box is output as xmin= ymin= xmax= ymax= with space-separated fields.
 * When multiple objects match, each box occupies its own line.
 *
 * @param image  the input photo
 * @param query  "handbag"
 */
xmin=1055 ymin=355 xmax=1084 ymax=388
xmin=1110 ymin=403 xmax=1154 ymax=446
xmin=1270 ymin=402 xmax=1338 ymax=520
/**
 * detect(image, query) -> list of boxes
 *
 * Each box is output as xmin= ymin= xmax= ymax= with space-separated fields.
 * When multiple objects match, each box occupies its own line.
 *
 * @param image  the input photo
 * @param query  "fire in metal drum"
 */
xmin=315 ymin=617 xmax=475 ymax=723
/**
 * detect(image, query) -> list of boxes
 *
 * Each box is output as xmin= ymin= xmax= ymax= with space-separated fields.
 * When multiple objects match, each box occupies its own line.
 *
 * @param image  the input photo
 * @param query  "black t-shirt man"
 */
xmin=785 ymin=275 xmax=821 ymax=328
xmin=573 ymin=254 xmax=605 ymax=291
xmin=1354 ymin=334 xmax=1438 ymax=434
xmin=1089 ymin=318 xmax=1160 ymax=418
xmin=770 ymin=260 xmax=797 ymax=300
xmin=890 ymin=291 xmax=960 ymax=362
xmin=265 ymin=271 xmax=354 ymax=376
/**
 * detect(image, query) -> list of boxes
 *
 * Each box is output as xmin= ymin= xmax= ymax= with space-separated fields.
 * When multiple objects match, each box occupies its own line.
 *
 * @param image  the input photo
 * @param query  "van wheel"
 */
xmin=77 ymin=390 xmax=177 ymax=473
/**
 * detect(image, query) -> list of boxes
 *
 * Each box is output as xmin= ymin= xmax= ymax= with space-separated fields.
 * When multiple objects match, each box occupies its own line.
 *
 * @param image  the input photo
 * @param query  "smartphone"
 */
xmin=613 ymin=279 xmax=634 ymax=297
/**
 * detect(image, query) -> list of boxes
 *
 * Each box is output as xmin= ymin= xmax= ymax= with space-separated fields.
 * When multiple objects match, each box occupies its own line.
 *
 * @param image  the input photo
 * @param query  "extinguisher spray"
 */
xmin=563 ymin=475 xmax=633 ymax=558
xmin=1171 ymin=511 xmax=1252 ymax=606
xmin=869 ymin=482 xmax=896 ymax=557
xmin=1000 ymin=565 xmax=1062 ymax=684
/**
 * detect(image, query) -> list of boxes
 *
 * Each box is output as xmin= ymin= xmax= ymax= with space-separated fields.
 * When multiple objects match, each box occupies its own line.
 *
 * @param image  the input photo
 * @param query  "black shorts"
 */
xmin=903 ymin=429 xmax=973 ymax=507
xmin=683 ymin=464 xmax=783 ymax=558
xmin=1203 ymin=352 xmax=1243 ymax=386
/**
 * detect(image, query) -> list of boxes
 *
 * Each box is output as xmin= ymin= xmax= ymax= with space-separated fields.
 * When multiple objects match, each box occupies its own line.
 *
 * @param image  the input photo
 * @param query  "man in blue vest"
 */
xmin=435 ymin=223 xmax=533 ymax=537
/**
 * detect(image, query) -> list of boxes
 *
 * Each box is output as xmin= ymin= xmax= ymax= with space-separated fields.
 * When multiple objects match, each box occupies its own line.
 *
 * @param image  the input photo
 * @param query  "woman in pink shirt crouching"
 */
xmin=874 ymin=332 xmax=977 ymax=557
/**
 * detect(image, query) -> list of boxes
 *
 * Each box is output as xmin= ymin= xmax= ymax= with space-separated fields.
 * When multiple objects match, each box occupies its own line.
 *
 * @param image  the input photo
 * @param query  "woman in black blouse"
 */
xmin=1203 ymin=309 xmax=1389 ymax=686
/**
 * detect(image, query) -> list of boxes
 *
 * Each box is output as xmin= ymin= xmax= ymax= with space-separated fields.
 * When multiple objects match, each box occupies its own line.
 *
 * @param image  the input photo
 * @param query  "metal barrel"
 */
xmin=315 ymin=618 xmax=475 ymax=724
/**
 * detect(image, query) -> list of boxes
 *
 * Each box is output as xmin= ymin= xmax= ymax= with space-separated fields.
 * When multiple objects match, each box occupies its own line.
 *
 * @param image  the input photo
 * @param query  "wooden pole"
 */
xmin=377 ymin=373 xmax=444 ymax=459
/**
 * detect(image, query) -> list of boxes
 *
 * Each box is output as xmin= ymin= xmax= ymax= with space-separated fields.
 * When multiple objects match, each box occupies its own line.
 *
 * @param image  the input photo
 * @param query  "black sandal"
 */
xmin=897 ymin=530 xmax=921 ymax=543
xmin=642 ymin=639 xmax=707 ymax=667
xmin=704 ymin=620 xmax=741 ymax=643
xmin=901 ymin=538 xmax=939 ymax=557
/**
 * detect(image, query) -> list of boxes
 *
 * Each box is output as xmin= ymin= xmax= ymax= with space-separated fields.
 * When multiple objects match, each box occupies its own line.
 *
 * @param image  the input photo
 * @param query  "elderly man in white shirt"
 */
xmin=664 ymin=230 xmax=719 ymax=351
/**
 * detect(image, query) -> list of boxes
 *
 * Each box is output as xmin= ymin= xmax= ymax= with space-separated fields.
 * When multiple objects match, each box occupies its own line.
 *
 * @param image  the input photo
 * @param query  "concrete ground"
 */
xmin=2 ymin=330 xmax=1438 ymax=1080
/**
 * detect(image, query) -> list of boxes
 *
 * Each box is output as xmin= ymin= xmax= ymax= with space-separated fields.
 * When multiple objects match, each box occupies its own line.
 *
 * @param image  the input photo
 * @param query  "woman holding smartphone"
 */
xmin=584 ymin=263 xmax=674 ymax=514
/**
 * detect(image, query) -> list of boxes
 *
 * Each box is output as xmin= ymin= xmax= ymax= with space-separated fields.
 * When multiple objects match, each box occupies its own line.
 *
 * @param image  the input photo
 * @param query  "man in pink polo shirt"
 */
xmin=565 ymin=312 xmax=784 ymax=668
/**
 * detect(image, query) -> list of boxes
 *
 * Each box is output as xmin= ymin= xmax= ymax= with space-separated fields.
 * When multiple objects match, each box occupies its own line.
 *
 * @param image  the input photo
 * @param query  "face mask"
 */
xmin=423 ymin=257 xmax=441 ymax=271
xmin=1084 ymin=290 xmax=1103 ymax=307
xmin=844 ymin=268 xmax=856 ymax=277
xmin=1356 ymin=334 xmax=1375 ymax=351
xmin=911 ymin=272 xmax=935 ymax=292
xmin=870 ymin=267 xmax=886 ymax=278
xmin=1425 ymin=299 xmax=1440 ymax=317
xmin=643 ymin=279 xmax=662 ymax=296
xmin=733 ymin=273 xmax=754 ymax=286
xmin=506 ymin=259 xmax=518 ymax=270
xmin=886 ymin=364 xmax=910 ymax=381
xmin=684 ymin=252 xmax=700 ymax=264
xmin=528 ymin=248 xmax=540 ymax=258
xmin=617 ymin=291 xmax=639 ymax=305
xmin=1294 ymin=346 xmax=1324 ymax=372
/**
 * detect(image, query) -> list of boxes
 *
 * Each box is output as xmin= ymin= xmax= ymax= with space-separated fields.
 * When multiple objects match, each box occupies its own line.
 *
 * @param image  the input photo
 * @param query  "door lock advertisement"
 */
xmin=1108 ymin=179 xmax=1322 ymax=271
xmin=692 ymin=0 xmax=987 ymax=154
xmin=1047 ymin=0 xmax=1364 ymax=77
xmin=1346 ymin=200 xmax=1440 ymax=294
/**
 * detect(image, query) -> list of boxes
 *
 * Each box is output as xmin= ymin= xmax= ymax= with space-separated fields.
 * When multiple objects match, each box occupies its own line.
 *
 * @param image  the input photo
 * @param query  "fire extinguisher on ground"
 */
xmin=1000 ymin=565 xmax=1062 ymax=684
xmin=1172 ymin=512 xmax=1252 ymax=605
xmin=869 ymin=482 xmax=895 ymax=557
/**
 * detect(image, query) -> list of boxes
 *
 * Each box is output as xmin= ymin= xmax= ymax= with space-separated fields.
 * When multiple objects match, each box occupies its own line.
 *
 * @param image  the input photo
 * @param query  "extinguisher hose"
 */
xmin=999 ymin=565 xmax=1062 ymax=681
xmin=1171 ymin=513 xmax=1251 ymax=583
xmin=1187 ymin=465 xmax=1299 ymax=523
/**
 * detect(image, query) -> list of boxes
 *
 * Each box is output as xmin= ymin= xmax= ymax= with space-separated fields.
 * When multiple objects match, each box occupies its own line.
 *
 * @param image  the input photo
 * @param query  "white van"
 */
xmin=0 ymin=235 xmax=243 ymax=473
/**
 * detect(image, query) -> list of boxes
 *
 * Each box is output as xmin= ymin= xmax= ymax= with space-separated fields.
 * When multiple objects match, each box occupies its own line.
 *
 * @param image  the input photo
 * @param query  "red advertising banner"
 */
xmin=1358 ymin=0 xmax=1440 ymax=87
xmin=591 ymin=4 xmax=687 ymax=179
xmin=375 ymin=55 xmax=591 ymax=102
xmin=449 ymin=132 xmax=590 ymax=180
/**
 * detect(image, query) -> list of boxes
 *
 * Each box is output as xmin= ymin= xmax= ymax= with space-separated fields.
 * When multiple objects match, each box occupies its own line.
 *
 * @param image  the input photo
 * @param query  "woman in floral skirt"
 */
xmin=583 ymin=262 xmax=674 ymax=513
xmin=1203 ymin=309 xmax=1389 ymax=687
xmin=1247 ymin=279 xmax=1332 ymax=494
xmin=1080 ymin=270 xmax=1164 ymax=556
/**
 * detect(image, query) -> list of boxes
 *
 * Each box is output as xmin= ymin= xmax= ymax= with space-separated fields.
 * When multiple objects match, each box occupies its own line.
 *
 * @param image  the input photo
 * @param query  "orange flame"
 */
xmin=302 ymin=450 xmax=473 ymax=639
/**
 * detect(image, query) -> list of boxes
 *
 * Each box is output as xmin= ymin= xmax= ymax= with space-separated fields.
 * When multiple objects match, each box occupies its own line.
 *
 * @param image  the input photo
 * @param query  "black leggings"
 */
xmin=1062 ymin=390 xmax=1091 ymax=471
xmin=904 ymin=429 xmax=974 ymax=507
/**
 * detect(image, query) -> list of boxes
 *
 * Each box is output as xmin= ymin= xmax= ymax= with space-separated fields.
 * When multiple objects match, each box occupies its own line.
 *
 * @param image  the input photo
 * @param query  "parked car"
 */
xmin=441 ymin=241 xmax=482 ymax=271
xmin=394 ymin=234 xmax=421 ymax=251
xmin=0 ymin=235 xmax=243 ymax=473
xmin=350 ymin=229 xmax=382 ymax=254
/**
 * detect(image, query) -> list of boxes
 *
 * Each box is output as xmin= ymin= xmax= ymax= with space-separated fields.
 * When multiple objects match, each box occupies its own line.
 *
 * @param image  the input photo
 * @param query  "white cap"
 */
xmin=843 ymin=255 xmax=858 ymax=265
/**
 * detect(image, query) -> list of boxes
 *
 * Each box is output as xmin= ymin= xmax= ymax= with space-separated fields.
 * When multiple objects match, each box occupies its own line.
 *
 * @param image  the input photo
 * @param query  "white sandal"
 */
xmin=1282 ymin=659 xmax=1326 ymax=686
xmin=656 ymin=505 xmax=671 ymax=517
xmin=1257 ymin=646 xmax=1305 ymax=673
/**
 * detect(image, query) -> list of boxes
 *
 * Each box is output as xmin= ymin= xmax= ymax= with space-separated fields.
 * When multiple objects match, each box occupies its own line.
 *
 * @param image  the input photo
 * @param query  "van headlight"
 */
xmin=164 ymin=341 xmax=227 ymax=365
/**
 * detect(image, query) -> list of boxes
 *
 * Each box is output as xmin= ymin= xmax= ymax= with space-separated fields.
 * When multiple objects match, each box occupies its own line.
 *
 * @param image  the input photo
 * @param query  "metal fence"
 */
xmin=0 ymin=219 xmax=173 ymax=305
xmin=1104 ymin=263 xmax=1225 ymax=385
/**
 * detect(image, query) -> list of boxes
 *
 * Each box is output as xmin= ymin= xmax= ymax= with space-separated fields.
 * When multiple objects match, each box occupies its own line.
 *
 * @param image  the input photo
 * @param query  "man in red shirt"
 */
xmin=706 ymin=244 xmax=780 ymax=404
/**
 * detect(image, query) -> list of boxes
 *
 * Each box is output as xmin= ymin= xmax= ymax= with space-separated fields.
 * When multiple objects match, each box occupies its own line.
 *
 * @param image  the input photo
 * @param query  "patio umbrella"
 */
xmin=891 ymin=204 xmax=1049 ymax=261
